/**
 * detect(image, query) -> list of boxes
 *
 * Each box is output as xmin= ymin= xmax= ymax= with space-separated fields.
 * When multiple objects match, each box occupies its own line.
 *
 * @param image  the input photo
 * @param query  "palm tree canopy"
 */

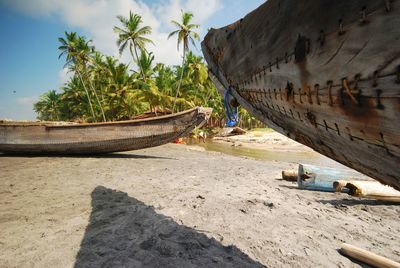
xmin=138 ymin=50 xmax=155 ymax=79
xmin=114 ymin=11 xmax=154 ymax=80
xmin=58 ymin=32 xmax=94 ymax=68
xmin=168 ymin=10 xmax=200 ymax=112
xmin=168 ymin=11 xmax=200 ymax=52
xmin=34 ymin=90 xmax=61 ymax=121
xmin=113 ymin=11 xmax=154 ymax=56
xmin=36 ymin=11 xmax=250 ymax=126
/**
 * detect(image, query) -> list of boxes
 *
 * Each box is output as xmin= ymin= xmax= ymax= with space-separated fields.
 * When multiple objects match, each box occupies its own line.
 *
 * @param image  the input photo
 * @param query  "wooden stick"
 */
xmin=282 ymin=171 xmax=298 ymax=181
xmin=345 ymin=181 xmax=400 ymax=196
xmin=281 ymin=170 xmax=310 ymax=182
xmin=333 ymin=180 xmax=347 ymax=192
xmin=344 ymin=181 xmax=400 ymax=202
xmin=333 ymin=180 xmax=400 ymax=201
xmin=340 ymin=243 xmax=400 ymax=268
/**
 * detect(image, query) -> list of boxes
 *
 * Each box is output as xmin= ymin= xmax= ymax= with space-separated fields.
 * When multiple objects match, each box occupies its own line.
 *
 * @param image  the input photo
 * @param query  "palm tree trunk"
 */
xmin=77 ymin=70 xmax=96 ymax=121
xmin=172 ymin=48 xmax=186 ymax=113
xmin=52 ymin=103 xmax=60 ymax=121
xmin=131 ymin=46 xmax=146 ymax=80
xmin=86 ymin=74 xmax=107 ymax=122
xmin=86 ymin=60 xmax=107 ymax=121
xmin=80 ymin=63 xmax=106 ymax=122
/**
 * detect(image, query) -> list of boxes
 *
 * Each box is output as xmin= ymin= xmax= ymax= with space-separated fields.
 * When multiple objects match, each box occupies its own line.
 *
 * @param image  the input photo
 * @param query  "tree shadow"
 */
xmin=74 ymin=186 xmax=266 ymax=268
xmin=319 ymin=199 xmax=400 ymax=206
xmin=278 ymin=184 xmax=298 ymax=190
xmin=0 ymin=152 xmax=175 ymax=160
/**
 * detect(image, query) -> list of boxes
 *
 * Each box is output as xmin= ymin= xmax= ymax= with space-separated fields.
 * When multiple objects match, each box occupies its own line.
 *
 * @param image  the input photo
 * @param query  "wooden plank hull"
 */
xmin=202 ymin=0 xmax=400 ymax=190
xmin=0 ymin=107 xmax=211 ymax=154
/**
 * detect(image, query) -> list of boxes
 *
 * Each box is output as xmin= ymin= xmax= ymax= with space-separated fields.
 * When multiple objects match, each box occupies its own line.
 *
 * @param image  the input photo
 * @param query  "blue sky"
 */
xmin=0 ymin=0 xmax=263 ymax=120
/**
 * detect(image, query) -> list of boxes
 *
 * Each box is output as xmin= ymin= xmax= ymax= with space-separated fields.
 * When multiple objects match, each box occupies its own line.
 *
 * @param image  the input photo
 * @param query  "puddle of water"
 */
xmin=187 ymin=139 xmax=343 ymax=168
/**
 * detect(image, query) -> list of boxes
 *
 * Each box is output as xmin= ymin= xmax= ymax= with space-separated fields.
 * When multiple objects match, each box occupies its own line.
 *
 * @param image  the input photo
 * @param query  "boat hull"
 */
xmin=202 ymin=0 xmax=400 ymax=190
xmin=0 ymin=107 xmax=211 ymax=154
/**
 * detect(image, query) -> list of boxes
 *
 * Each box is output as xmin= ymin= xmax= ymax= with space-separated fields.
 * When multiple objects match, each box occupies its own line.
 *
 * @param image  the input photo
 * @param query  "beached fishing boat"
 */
xmin=0 ymin=107 xmax=211 ymax=154
xmin=202 ymin=0 xmax=400 ymax=190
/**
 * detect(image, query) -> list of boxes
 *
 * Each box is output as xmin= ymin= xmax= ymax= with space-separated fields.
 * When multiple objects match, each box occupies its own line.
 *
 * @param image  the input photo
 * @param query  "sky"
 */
xmin=0 ymin=0 xmax=264 ymax=120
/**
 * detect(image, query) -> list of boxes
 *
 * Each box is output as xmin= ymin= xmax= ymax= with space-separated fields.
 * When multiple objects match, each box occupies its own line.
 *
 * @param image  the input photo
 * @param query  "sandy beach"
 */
xmin=0 ymin=133 xmax=399 ymax=267
xmin=212 ymin=129 xmax=315 ymax=152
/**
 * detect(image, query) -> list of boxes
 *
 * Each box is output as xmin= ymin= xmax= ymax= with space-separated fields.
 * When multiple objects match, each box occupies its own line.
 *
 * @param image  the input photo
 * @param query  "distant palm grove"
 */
xmin=34 ymin=11 xmax=261 ymax=128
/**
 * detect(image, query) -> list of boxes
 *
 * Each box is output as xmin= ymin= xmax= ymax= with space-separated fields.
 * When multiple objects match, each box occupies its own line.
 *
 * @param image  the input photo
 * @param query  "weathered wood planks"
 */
xmin=202 ymin=0 xmax=400 ymax=190
xmin=0 ymin=107 xmax=212 ymax=154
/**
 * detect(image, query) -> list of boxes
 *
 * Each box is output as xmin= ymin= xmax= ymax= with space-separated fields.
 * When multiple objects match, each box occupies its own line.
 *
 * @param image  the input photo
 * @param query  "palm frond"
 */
xmin=191 ymin=32 xmax=200 ymax=40
xmin=187 ymin=23 xmax=200 ymax=29
xmin=168 ymin=30 xmax=180 ymax=39
xmin=170 ymin=20 xmax=184 ymax=28
xmin=189 ymin=37 xmax=198 ymax=50
xmin=137 ymin=26 xmax=152 ymax=35
xmin=118 ymin=40 xmax=128 ymax=55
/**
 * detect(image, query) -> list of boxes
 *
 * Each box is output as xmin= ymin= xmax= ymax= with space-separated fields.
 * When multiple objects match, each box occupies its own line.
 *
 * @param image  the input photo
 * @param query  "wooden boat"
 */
xmin=0 ymin=107 xmax=211 ymax=154
xmin=202 ymin=0 xmax=400 ymax=190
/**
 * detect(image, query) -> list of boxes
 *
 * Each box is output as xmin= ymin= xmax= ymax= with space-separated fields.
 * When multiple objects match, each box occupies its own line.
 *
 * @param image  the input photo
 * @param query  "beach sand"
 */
xmin=213 ymin=129 xmax=315 ymax=152
xmin=0 ymin=137 xmax=399 ymax=267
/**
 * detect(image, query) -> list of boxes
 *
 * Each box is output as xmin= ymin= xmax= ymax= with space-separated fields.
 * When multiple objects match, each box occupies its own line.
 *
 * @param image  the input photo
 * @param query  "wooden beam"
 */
xmin=340 ymin=243 xmax=400 ymax=268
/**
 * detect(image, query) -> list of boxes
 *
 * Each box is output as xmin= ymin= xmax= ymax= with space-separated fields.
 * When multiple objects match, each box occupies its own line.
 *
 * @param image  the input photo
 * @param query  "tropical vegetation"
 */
xmin=34 ymin=11 xmax=263 ymax=129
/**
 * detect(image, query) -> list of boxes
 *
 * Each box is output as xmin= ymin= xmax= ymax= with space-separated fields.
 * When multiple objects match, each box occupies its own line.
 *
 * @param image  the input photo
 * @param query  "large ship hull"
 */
xmin=202 ymin=0 xmax=400 ymax=190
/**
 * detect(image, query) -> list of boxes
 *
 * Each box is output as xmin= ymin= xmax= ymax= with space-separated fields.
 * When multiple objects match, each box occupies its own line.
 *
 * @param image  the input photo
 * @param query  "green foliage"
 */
xmin=168 ymin=11 xmax=200 ymax=53
xmin=34 ymin=90 xmax=61 ymax=121
xmin=34 ymin=11 xmax=262 ymax=129
xmin=114 ymin=12 xmax=154 ymax=80
xmin=168 ymin=10 xmax=200 ymax=112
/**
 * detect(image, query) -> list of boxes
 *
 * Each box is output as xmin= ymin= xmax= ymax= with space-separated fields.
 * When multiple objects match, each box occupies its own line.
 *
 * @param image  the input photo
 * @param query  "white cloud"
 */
xmin=16 ymin=96 xmax=39 ymax=105
xmin=0 ymin=97 xmax=39 ymax=120
xmin=185 ymin=0 xmax=223 ymax=24
xmin=58 ymin=67 xmax=73 ymax=85
xmin=3 ymin=0 xmax=222 ymax=66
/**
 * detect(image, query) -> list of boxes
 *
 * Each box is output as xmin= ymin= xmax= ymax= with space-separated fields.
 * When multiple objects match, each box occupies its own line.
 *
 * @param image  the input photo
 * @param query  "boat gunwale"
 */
xmin=1 ymin=107 xmax=210 ymax=129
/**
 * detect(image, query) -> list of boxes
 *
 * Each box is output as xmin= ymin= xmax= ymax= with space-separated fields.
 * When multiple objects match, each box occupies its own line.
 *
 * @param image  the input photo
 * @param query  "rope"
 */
xmin=342 ymin=78 xmax=359 ymax=105
xmin=224 ymin=87 xmax=239 ymax=127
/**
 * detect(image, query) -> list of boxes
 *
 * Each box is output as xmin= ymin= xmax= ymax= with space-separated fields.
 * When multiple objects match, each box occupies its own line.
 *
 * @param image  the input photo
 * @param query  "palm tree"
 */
xmin=34 ymin=90 xmax=60 ymax=121
xmin=114 ymin=12 xmax=154 ymax=80
xmin=154 ymin=63 xmax=175 ymax=97
xmin=88 ymin=51 xmax=107 ymax=106
xmin=168 ymin=11 xmax=200 ymax=112
xmin=78 ymin=39 xmax=107 ymax=122
xmin=59 ymin=33 xmax=107 ymax=122
xmin=138 ymin=50 xmax=155 ymax=81
xmin=58 ymin=32 xmax=98 ymax=121
xmin=38 ymin=21 xmax=231 ymax=124
xmin=60 ymin=76 xmax=88 ymax=120
xmin=187 ymin=52 xmax=208 ymax=86
xmin=102 ymin=56 xmax=144 ymax=120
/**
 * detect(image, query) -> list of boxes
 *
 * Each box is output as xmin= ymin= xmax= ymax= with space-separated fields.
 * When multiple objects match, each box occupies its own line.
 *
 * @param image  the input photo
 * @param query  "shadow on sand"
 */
xmin=319 ymin=198 xmax=400 ymax=206
xmin=74 ymin=186 xmax=265 ymax=268
xmin=0 ymin=152 xmax=175 ymax=160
